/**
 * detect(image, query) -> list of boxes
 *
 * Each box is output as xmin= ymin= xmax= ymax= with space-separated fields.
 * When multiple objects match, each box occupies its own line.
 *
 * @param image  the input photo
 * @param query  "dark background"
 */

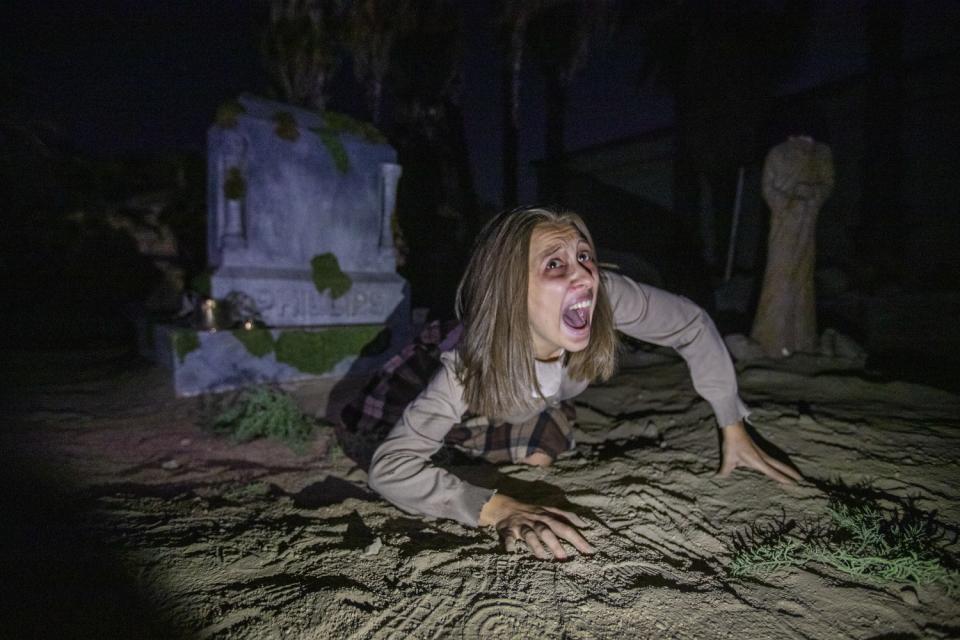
xmin=2 ymin=0 xmax=959 ymax=386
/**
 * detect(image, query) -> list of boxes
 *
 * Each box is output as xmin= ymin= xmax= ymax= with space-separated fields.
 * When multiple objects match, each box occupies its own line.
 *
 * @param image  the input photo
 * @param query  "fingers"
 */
xmin=522 ymin=527 xmax=550 ymax=560
xmin=719 ymin=434 xmax=803 ymax=485
xmin=716 ymin=455 xmax=736 ymax=478
xmin=498 ymin=509 xmax=595 ymax=560
xmin=501 ymin=529 xmax=519 ymax=553
xmin=542 ymin=506 xmax=589 ymax=529
xmin=537 ymin=513 xmax=595 ymax=555
xmin=535 ymin=525 xmax=568 ymax=560
xmin=764 ymin=454 xmax=803 ymax=482
xmin=501 ymin=525 xmax=555 ymax=560
xmin=753 ymin=457 xmax=796 ymax=484
xmin=742 ymin=444 xmax=799 ymax=484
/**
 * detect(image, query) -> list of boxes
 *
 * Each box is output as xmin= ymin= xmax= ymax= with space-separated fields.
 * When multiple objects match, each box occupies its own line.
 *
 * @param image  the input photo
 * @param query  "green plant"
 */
xmin=307 ymin=111 xmax=389 ymax=174
xmin=310 ymin=252 xmax=352 ymax=299
xmin=314 ymin=127 xmax=350 ymax=173
xmin=274 ymin=111 xmax=300 ymax=141
xmin=172 ymin=329 xmax=200 ymax=363
xmin=213 ymin=387 xmax=316 ymax=452
xmin=232 ymin=328 xmax=274 ymax=358
xmin=274 ymin=326 xmax=381 ymax=374
xmin=322 ymin=111 xmax=386 ymax=144
xmin=189 ymin=270 xmax=212 ymax=296
xmin=730 ymin=500 xmax=960 ymax=594
xmin=223 ymin=166 xmax=247 ymax=200
xmin=215 ymin=100 xmax=246 ymax=128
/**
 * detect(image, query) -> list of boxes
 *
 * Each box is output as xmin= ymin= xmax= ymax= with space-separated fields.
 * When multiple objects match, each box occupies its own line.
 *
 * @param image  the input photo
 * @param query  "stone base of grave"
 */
xmin=153 ymin=321 xmax=406 ymax=397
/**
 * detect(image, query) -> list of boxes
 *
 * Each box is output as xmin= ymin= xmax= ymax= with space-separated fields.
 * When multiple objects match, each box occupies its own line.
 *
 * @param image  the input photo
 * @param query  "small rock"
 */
xmin=819 ymin=328 xmax=866 ymax=360
xmin=899 ymin=586 xmax=920 ymax=606
xmin=723 ymin=333 xmax=765 ymax=360
xmin=362 ymin=536 xmax=383 ymax=556
xmin=161 ymin=459 xmax=180 ymax=470
xmin=724 ymin=334 xmax=766 ymax=362
xmin=179 ymin=438 xmax=192 ymax=447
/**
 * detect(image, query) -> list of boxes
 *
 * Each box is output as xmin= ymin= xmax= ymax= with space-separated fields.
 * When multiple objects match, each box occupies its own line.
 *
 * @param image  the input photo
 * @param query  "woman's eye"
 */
xmin=546 ymin=259 xmax=562 ymax=270
xmin=578 ymin=252 xmax=592 ymax=263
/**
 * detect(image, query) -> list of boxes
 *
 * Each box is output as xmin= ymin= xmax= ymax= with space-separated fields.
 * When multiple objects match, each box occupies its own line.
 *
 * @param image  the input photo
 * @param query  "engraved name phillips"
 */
xmin=253 ymin=285 xmax=387 ymax=320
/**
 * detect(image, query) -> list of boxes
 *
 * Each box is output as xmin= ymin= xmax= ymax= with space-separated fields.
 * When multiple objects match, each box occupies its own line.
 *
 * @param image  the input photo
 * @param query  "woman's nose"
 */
xmin=570 ymin=261 xmax=593 ymax=287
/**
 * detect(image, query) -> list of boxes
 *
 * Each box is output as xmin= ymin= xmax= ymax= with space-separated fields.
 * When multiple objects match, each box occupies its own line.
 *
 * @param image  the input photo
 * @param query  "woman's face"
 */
xmin=527 ymin=223 xmax=599 ymax=360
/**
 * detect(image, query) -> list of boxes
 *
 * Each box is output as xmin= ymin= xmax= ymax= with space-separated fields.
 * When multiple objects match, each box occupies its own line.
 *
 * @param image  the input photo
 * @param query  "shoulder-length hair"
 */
xmin=455 ymin=206 xmax=618 ymax=419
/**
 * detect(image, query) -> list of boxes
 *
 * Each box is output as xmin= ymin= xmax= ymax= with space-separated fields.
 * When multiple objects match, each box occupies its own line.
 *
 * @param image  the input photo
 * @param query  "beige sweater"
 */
xmin=368 ymin=271 xmax=748 ymax=526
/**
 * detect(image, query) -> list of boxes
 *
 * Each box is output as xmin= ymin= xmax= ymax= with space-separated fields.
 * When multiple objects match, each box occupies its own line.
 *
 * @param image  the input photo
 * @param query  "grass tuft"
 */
xmin=213 ymin=386 xmax=316 ymax=453
xmin=730 ymin=496 xmax=960 ymax=594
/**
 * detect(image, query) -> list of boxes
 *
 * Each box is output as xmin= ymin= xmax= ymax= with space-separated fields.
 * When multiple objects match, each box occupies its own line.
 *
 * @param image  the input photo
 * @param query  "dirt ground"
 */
xmin=2 ymin=346 xmax=959 ymax=639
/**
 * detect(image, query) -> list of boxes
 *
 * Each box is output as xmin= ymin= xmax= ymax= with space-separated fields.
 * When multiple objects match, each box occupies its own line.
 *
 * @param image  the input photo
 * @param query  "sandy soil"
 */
xmin=2 ymin=347 xmax=959 ymax=639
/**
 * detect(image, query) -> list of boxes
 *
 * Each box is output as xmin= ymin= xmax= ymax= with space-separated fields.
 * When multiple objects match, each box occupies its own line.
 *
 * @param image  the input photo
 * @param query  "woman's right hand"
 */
xmin=478 ymin=493 xmax=595 ymax=560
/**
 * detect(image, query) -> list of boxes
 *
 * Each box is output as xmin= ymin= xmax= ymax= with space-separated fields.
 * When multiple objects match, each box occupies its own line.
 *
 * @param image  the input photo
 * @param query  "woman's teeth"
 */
xmin=563 ymin=299 xmax=592 ymax=331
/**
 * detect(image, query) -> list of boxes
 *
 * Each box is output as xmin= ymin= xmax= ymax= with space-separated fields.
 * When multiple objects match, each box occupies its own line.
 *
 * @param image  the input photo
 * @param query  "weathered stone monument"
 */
xmin=156 ymin=95 xmax=409 ymax=396
xmin=751 ymin=135 xmax=834 ymax=357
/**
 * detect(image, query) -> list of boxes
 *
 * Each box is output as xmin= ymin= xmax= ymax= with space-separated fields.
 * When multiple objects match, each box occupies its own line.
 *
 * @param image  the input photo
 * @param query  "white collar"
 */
xmin=533 ymin=352 xmax=564 ymax=399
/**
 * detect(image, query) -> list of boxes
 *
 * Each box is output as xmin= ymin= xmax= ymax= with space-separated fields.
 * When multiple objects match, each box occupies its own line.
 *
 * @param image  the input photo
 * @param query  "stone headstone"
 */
xmin=207 ymin=94 xmax=407 ymax=327
xmin=151 ymin=96 xmax=411 ymax=396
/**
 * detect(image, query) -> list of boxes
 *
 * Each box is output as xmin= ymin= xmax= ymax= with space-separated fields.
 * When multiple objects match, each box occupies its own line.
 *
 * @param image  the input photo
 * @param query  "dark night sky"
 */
xmin=3 ymin=1 xmax=959 ymax=205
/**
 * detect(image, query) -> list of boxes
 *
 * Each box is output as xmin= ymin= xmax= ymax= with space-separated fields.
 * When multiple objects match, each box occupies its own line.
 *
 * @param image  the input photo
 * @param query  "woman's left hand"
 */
xmin=717 ymin=421 xmax=802 ymax=484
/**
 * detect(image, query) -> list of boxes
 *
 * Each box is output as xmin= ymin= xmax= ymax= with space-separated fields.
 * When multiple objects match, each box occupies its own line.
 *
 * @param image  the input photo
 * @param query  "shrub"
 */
xmin=213 ymin=387 xmax=316 ymax=453
xmin=730 ymin=498 xmax=960 ymax=594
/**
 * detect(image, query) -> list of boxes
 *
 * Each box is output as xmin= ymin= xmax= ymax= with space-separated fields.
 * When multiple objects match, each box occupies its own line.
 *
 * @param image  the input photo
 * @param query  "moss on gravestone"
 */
xmin=274 ymin=326 xmax=382 ymax=374
xmin=215 ymin=100 xmax=246 ymax=128
xmin=274 ymin=111 xmax=300 ymax=141
xmin=190 ymin=270 xmax=211 ymax=296
xmin=322 ymin=111 xmax=387 ymax=144
xmin=311 ymin=253 xmax=352 ymax=299
xmin=172 ymin=329 xmax=200 ymax=363
xmin=223 ymin=166 xmax=246 ymax=200
xmin=314 ymin=127 xmax=350 ymax=173
xmin=232 ymin=328 xmax=275 ymax=358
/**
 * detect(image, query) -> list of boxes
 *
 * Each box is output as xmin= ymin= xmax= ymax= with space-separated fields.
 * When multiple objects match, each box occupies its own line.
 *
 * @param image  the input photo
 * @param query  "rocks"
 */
xmin=898 ymin=586 xmax=920 ymax=607
xmin=724 ymin=329 xmax=866 ymax=364
xmin=362 ymin=536 xmax=383 ymax=557
xmin=724 ymin=333 xmax=766 ymax=362
xmin=818 ymin=328 xmax=867 ymax=361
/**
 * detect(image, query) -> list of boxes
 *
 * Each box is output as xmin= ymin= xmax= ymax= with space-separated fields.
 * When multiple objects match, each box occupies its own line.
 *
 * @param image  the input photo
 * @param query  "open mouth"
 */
xmin=562 ymin=298 xmax=592 ymax=331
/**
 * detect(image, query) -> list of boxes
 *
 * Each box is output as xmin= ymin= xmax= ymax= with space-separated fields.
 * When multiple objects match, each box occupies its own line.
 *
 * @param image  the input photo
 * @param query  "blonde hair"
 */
xmin=455 ymin=206 xmax=618 ymax=418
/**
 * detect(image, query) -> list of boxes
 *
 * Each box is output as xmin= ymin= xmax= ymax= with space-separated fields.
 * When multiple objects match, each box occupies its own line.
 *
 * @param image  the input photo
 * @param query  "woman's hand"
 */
xmin=479 ymin=493 xmax=595 ymax=560
xmin=717 ymin=420 xmax=802 ymax=484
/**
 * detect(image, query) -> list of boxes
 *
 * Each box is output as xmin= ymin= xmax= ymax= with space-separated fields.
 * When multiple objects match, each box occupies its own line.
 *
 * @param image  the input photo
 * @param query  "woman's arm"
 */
xmin=367 ymin=353 xmax=496 ymax=527
xmin=369 ymin=353 xmax=597 ymax=556
xmin=604 ymin=271 xmax=800 ymax=484
xmin=605 ymin=271 xmax=747 ymax=427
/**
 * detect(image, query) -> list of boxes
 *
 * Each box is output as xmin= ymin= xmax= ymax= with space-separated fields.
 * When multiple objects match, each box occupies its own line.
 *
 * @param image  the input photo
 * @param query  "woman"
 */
xmin=344 ymin=207 xmax=800 ymax=560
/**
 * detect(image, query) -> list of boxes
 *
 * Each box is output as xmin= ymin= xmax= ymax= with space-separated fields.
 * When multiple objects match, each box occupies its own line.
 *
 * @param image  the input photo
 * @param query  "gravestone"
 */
xmin=208 ymin=94 xmax=406 ymax=326
xmin=156 ymin=95 xmax=410 ymax=396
